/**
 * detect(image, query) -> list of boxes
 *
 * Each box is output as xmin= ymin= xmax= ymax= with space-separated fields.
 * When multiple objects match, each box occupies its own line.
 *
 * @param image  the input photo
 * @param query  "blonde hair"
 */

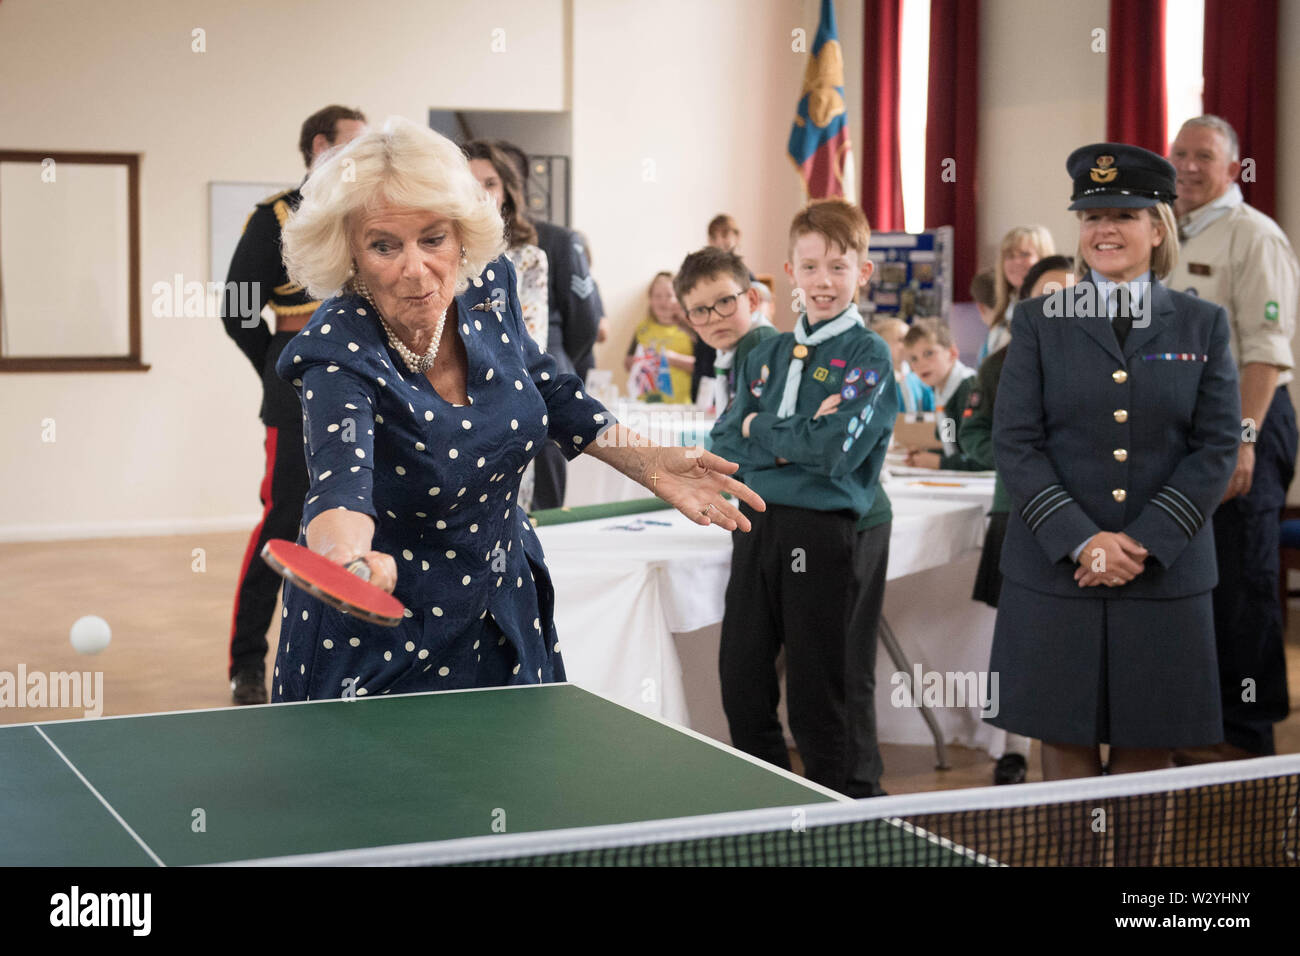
xmin=992 ymin=225 xmax=1055 ymax=325
xmin=1074 ymin=203 xmax=1180 ymax=280
xmin=282 ymin=116 xmax=506 ymax=299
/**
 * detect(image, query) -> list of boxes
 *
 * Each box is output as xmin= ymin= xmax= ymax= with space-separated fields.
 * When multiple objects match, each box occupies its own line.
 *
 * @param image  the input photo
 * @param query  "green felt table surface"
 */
xmin=0 ymin=683 xmax=837 ymax=866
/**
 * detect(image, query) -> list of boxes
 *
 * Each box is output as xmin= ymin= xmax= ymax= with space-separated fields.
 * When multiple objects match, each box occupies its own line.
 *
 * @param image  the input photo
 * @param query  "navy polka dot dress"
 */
xmin=270 ymin=256 xmax=615 ymax=702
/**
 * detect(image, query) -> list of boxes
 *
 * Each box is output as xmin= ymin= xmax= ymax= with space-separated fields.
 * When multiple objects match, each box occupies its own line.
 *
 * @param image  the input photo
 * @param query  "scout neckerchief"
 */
xmin=777 ymin=303 xmax=863 ymax=418
xmin=711 ymin=314 xmax=774 ymax=412
xmin=1178 ymin=182 xmax=1242 ymax=241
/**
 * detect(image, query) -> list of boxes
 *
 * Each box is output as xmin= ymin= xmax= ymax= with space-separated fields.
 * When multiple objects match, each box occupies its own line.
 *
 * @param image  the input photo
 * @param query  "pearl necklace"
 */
xmin=356 ymin=287 xmax=447 ymax=374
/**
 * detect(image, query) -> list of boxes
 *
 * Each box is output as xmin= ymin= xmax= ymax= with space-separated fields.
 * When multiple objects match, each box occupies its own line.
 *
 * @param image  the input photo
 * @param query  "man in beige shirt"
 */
xmin=1166 ymin=115 xmax=1299 ymax=759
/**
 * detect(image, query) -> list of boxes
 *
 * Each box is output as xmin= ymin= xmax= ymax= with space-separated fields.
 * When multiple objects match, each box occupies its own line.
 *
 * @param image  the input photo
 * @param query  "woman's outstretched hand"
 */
xmin=644 ymin=446 xmax=766 ymax=531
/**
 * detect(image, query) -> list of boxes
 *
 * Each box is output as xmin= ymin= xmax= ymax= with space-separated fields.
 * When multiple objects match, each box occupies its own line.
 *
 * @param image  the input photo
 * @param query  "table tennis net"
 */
xmin=438 ymin=754 xmax=1300 ymax=867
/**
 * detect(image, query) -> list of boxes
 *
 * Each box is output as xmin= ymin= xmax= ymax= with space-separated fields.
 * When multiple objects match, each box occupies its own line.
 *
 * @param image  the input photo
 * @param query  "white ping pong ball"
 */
xmin=70 ymin=615 xmax=112 ymax=655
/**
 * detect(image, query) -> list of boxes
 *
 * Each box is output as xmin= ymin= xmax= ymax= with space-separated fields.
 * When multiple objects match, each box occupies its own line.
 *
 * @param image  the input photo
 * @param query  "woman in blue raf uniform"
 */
xmin=988 ymin=144 xmax=1241 ymax=784
xmin=270 ymin=118 xmax=764 ymax=702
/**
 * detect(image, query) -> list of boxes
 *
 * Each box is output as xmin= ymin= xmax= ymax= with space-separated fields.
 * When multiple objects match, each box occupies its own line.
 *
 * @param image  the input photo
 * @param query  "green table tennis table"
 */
xmin=0 ymin=683 xmax=986 ymax=866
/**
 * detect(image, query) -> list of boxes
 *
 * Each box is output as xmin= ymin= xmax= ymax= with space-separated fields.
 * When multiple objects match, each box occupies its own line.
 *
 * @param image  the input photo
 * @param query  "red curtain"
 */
xmin=1106 ymin=0 xmax=1167 ymax=154
xmin=924 ymin=0 xmax=980 ymax=299
xmin=861 ymin=0 xmax=904 ymax=232
xmin=1202 ymin=0 xmax=1277 ymax=216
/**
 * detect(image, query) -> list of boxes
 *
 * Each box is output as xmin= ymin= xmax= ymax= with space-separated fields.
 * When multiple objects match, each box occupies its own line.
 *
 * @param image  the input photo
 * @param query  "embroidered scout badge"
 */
xmin=1266 ymin=301 xmax=1280 ymax=321
xmin=813 ymin=367 xmax=829 ymax=382
xmin=845 ymin=367 xmax=862 ymax=384
xmin=841 ymin=384 xmax=858 ymax=401
xmin=830 ymin=358 xmax=847 ymax=368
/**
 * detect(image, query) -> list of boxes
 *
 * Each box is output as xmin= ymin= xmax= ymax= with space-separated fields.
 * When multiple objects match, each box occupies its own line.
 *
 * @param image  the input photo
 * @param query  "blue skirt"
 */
xmin=986 ymin=579 xmax=1223 ymax=748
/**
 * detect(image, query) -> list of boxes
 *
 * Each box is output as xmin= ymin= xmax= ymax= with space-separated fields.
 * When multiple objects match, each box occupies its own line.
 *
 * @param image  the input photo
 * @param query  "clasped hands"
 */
xmin=1074 ymin=531 xmax=1148 ymax=588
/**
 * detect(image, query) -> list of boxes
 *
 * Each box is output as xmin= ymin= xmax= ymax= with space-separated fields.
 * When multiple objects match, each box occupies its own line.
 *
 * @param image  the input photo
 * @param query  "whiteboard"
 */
xmin=208 ymin=181 xmax=296 ymax=284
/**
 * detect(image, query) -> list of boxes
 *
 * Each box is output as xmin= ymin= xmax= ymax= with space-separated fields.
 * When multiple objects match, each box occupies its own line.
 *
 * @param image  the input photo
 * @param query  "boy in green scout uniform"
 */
xmin=673 ymin=247 xmax=778 ymax=413
xmin=901 ymin=318 xmax=980 ymax=470
xmin=709 ymin=199 xmax=896 ymax=797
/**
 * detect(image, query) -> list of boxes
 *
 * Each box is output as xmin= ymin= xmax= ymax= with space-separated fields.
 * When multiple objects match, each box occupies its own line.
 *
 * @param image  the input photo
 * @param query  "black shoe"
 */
xmin=231 ymin=666 xmax=267 ymax=706
xmin=994 ymin=753 xmax=1027 ymax=785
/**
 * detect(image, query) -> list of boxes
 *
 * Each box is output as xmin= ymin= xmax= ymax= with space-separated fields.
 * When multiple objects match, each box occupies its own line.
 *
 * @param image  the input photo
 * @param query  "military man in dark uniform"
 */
xmin=222 ymin=104 xmax=366 ymax=704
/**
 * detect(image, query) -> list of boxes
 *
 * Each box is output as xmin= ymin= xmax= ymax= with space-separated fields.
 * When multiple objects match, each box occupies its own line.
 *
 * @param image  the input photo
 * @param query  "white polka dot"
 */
xmin=574 ymin=436 xmax=584 ymax=444
xmin=355 ymin=448 xmax=365 ymax=458
xmin=516 ymin=577 xmax=522 ymax=587
xmin=402 ymin=549 xmax=413 ymax=561
xmin=350 ymin=466 xmax=360 ymax=473
xmin=512 ymin=664 xmax=520 ymax=675
xmin=421 ymin=559 xmax=430 ymax=571
xmin=449 ymin=448 xmax=458 ymax=459
xmin=462 ymin=420 xmax=472 ymax=429
xmin=375 ymin=414 xmax=383 ymax=423
xmin=300 ymin=665 xmax=305 ymax=675
xmin=425 ymin=410 xmax=434 ymax=421
xmin=348 ymin=342 xmax=359 ymax=351
xmin=510 ymin=419 xmax=518 ymax=430
xmin=415 ymin=441 xmax=425 ymax=451
xmin=436 ymin=520 xmax=447 ymax=529
xmin=501 ymin=333 xmax=510 ymax=343
xmin=396 ymin=466 xmax=406 ymax=475
xmin=486 ymin=269 xmax=495 ymax=281
xmin=356 ymin=687 xmax=367 ymax=696
xmin=293 ymin=378 xmax=302 ymax=386
xmin=445 ymin=550 xmax=456 ymax=559
xmin=553 ymin=642 xmax=560 ymax=652
xmin=575 ymin=390 xmax=583 ymax=399
xmin=384 ymin=651 xmax=392 ymax=661
xmin=349 ymin=637 xmax=361 ymax=647
xmin=306 ymin=390 xmax=314 ymax=399
xmin=474 ymin=320 xmax=482 ymax=331
xmin=293 ymin=355 xmax=301 ymax=364
xmin=301 ymin=610 xmax=309 ymax=621
xmin=472 ymin=277 xmax=483 ymax=287
xmin=327 ymin=424 xmax=339 ymax=433
xmin=321 ymin=323 xmax=332 ymax=333
xmin=377 ymin=377 xmax=386 ymax=386
xmin=469 ymin=523 xmax=478 ymax=533
xmin=473 ymin=639 xmax=481 ymax=650
xmin=327 ymin=365 xmax=339 ymax=374
xmin=514 ymin=380 xmax=523 ymax=390
xmin=525 ymin=441 xmax=534 ymax=451
xmin=462 ymin=575 xmax=471 ymax=585
xmin=486 ymin=369 xmax=494 ymax=380
xmin=432 ymin=606 xmax=444 ymax=616
xmin=457 ymin=487 xmax=466 ymax=497
xmin=462 ymin=323 xmax=469 ymax=334
xmin=540 ymin=372 xmax=550 ymax=381
xmin=438 ymin=666 xmax=450 ymax=677
xmin=282 ymin=607 xmax=288 ymax=619
xmin=386 ymin=510 xmax=396 ymax=519
xmin=405 ymin=641 xmax=415 ymax=652
xmin=479 ymin=494 xmax=488 ymax=503
xmin=542 ymin=415 xmax=548 ymax=425
xmin=428 ymin=486 xmax=440 ymax=496
xmin=403 ymin=608 xmax=413 ymax=618
xmin=318 ymin=470 xmax=332 ymax=480
xmin=477 ymin=457 xmax=485 ymax=467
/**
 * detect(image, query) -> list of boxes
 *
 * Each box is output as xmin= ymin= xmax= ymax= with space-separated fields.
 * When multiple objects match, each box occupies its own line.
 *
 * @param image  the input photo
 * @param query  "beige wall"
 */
xmin=978 ymin=0 xmax=1109 ymax=268
xmin=2 ymin=0 xmax=1298 ymax=539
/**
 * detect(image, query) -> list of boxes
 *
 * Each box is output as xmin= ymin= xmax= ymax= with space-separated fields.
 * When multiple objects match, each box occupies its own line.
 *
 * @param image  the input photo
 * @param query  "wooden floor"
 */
xmin=2 ymin=529 xmax=1297 ymax=797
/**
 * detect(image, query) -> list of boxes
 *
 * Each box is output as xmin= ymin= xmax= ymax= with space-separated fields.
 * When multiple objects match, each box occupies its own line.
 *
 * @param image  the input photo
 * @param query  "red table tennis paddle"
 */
xmin=261 ymin=539 xmax=405 ymax=627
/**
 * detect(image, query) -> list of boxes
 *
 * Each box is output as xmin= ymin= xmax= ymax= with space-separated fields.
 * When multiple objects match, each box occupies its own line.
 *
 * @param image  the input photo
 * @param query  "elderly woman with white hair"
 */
xmin=271 ymin=118 xmax=763 ymax=701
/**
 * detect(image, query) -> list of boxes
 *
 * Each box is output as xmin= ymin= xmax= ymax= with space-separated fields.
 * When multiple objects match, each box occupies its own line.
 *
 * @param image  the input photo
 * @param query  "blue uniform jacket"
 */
xmin=993 ymin=277 xmax=1240 ymax=599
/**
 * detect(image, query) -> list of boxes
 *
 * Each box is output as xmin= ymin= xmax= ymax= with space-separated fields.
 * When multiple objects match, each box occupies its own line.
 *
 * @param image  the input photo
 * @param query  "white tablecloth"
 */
xmin=539 ymin=491 xmax=1009 ymax=757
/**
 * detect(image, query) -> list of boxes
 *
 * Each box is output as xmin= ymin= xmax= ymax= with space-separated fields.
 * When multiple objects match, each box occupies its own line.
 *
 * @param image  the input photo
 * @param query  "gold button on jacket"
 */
xmin=1112 ymin=369 xmax=1128 ymax=383
xmin=1114 ymin=448 xmax=1128 ymax=461
xmin=1114 ymin=409 xmax=1129 ymax=422
xmin=1112 ymin=488 xmax=1127 ymax=502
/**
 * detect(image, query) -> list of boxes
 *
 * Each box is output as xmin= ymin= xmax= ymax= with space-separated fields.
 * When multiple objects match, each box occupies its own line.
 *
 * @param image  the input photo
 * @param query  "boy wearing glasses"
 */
xmin=674 ymin=247 xmax=778 ymax=415
xmin=708 ymin=199 xmax=896 ymax=797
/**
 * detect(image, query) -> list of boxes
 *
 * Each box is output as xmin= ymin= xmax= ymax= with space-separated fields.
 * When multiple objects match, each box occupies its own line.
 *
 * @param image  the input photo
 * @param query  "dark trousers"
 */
xmin=1212 ymin=385 xmax=1297 ymax=754
xmin=720 ymin=502 xmax=889 ymax=796
xmin=228 ymin=419 xmax=309 ymax=678
xmin=532 ymin=441 xmax=568 ymax=511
